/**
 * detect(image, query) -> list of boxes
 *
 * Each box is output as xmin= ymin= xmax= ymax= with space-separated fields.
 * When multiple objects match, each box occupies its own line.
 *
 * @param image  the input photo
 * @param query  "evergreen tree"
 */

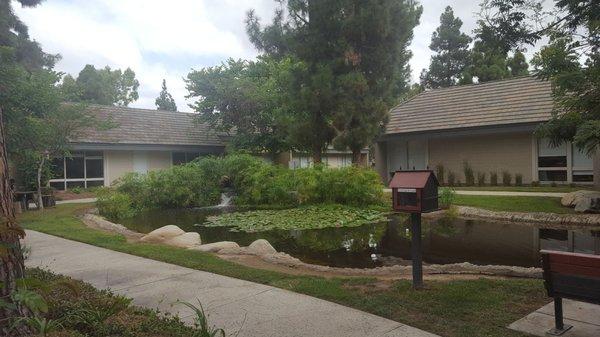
xmin=246 ymin=0 xmax=421 ymax=163
xmin=155 ymin=79 xmax=177 ymax=111
xmin=507 ymin=50 xmax=529 ymax=76
xmin=60 ymin=65 xmax=139 ymax=106
xmin=420 ymin=6 xmax=472 ymax=88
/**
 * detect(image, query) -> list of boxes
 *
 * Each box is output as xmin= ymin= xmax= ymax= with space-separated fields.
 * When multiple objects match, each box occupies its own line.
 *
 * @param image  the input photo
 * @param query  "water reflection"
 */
xmin=119 ymin=209 xmax=600 ymax=268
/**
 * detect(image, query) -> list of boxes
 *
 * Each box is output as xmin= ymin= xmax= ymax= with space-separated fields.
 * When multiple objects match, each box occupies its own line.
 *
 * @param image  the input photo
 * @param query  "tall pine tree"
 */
xmin=155 ymin=79 xmax=177 ymax=111
xmin=420 ymin=6 xmax=472 ymax=88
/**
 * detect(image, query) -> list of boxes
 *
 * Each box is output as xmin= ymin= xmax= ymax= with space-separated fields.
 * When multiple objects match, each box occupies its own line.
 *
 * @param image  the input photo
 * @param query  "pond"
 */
xmin=119 ymin=208 xmax=600 ymax=269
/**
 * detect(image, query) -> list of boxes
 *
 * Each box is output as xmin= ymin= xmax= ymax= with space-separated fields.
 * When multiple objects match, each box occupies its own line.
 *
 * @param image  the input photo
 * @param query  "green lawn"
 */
xmin=19 ymin=203 xmax=548 ymax=337
xmin=453 ymin=195 xmax=574 ymax=213
xmin=450 ymin=185 xmax=593 ymax=193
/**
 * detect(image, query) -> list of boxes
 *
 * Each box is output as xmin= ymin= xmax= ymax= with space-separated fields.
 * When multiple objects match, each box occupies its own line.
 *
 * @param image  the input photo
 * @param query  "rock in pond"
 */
xmin=140 ymin=225 xmax=201 ymax=248
xmin=140 ymin=225 xmax=185 ymax=243
xmin=561 ymin=190 xmax=600 ymax=213
xmin=190 ymin=241 xmax=240 ymax=253
xmin=248 ymin=239 xmax=277 ymax=255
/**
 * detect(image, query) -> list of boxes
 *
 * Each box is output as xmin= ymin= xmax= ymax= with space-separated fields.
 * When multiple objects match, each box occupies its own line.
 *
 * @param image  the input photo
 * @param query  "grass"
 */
xmin=19 ymin=204 xmax=549 ymax=337
xmin=453 ymin=195 xmax=575 ymax=213
xmin=449 ymin=185 xmax=592 ymax=193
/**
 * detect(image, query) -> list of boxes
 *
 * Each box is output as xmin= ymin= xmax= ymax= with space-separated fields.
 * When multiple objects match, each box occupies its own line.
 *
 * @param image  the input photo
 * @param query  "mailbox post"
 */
xmin=389 ymin=170 xmax=439 ymax=289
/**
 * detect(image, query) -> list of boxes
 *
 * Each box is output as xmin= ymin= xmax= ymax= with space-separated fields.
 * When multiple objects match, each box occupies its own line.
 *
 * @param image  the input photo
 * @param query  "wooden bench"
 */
xmin=541 ymin=250 xmax=600 ymax=335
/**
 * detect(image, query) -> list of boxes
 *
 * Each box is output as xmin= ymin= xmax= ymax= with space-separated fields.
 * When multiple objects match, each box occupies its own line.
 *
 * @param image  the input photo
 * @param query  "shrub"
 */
xmin=436 ymin=164 xmax=445 ymax=185
xmin=463 ymin=161 xmax=475 ymax=186
xmin=490 ymin=172 xmax=498 ymax=186
xmin=438 ymin=187 xmax=455 ymax=209
xmin=502 ymin=170 xmax=512 ymax=186
xmin=531 ymin=180 xmax=540 ymax=187
xmin=476 ymin=172 xmax=486 ymax=186
xmin=96 ymin=188 xmax=135 ymax=220
xmin=447 ymin=171 xmax=457 ymax=187
xmin=515 ymin=174 xmax=523 ymax=186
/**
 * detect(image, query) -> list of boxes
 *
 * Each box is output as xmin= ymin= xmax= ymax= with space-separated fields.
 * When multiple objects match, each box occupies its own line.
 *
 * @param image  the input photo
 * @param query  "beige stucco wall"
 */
xmin=105 ymin=150 xmax=172 ymax=185
xmin=428 ymin=131 xmax=534 ymax=184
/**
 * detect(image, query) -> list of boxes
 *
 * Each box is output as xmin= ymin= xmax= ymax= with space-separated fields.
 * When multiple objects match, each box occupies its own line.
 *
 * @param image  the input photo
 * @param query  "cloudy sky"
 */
xmin=15 ymin=0 xmax=538 ymax=112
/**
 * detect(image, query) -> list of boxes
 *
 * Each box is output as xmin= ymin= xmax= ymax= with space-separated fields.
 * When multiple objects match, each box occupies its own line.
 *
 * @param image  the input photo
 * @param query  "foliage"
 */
xmin=462 ymin=161 xmax=475 ymax=186
xmin=438 ymin=187 xmax=456 ymax=209
xmin=515 ymin=174 xmax=523 ymax=186
xmin=420 ymin=6 xmax=472 ymax=88
xmin=96 ymin=189 xmax=135 ymax=220
xmin=155 ymin=79 xmax=177 ymax=111
xmin=176 ymin=301 xmax=226 ymax=337
xmin=246 ymin=0 xmax=422 ymax=163
xmin=490 ymin=172 xmax=498 ymax=186
xmin=60 ymin=65 xmax=139 ymax=107
xmin=110 ymin=154 xmax=383 ymax=214
xmin=435 ymin=164 xmax=445 ymax=185
xmin=476 ymin=172 xmax=486 ymax=186
xmin=447 ymin=171 xmax=457 ymax=187
xmin=501 ymin=170 xmax=512 ymax=186
xmin=204 ymin=205 xmax=387 ymax=232
xmin=186 ymin=58 xmax=289 ymax=155
xmin=454 ymin=194 xmax=574 ymax=214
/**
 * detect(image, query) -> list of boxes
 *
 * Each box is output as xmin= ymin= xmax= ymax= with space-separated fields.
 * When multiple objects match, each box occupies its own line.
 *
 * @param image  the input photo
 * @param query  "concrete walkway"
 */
xmin=24 ymin=230 xmax=437 ymax=337
xmin=509 ymin=299 xmax=600 ymax=337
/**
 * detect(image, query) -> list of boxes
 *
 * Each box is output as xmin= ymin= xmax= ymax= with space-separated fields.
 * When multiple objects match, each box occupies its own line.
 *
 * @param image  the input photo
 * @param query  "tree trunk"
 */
xmin=36 ymin=157 xmax=44 ymax=211
xmin=0 ymin=108 xmax=31 ymax=336
xmin=351 ymin=148 xmax=362 ymax=166
xmin=312 ymin=145 xmax=322 ymax=164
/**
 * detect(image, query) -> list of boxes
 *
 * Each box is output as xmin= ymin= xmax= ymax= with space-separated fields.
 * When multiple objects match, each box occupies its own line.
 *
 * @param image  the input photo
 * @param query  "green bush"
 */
xmin=438 ymin=187 xmax=455 ymax=209
xmin=436 ymin=164 xmax=445 ymax=185
xmin=490 ymin=172 xmax=498 ymax=186
xmin=447 ymin=171 xmax=457 ymax=187
xmin=476 ymin=172 xmax=486 ymax=186
xmin=96 ymin=188 xmax=135 ymax=220
xmin=502 ymin=170 xmax=512 ymax=186
xmin=463 ymin=161 xmax=475 ymax=186
xmin=112 ymin=154 xmax=384 ymax=210
xmin=515 ymin=174 xmax=523 ymax=186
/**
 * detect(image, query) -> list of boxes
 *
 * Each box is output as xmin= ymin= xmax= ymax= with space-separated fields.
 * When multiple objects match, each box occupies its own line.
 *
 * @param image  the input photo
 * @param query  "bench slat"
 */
xmin=549 ymin=262 xmax=600 ymax=278
xmin=542 ymin=250 xmax=600 ymax=269
xmin=549 ymin=273 xmax=600 ymax=304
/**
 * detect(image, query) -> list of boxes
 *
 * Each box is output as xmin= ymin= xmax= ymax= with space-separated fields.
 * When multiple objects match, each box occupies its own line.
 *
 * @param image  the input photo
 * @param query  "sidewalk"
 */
xmin=24 ymin=230 xmax=438 ymax=337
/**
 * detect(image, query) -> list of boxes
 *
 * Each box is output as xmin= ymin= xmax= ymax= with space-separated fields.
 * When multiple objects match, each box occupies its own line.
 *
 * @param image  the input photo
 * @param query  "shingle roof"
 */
xmin=386 ymin=76 xmax=554 ymax=135
xmin=71 ymin=105 xmax=225 ymax=147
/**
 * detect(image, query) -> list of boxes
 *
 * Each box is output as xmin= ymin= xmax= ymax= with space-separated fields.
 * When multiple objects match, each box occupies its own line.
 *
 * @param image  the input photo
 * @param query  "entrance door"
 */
xmin=408 ymin=140 xmax=427 ymax=170
xmin=133 ymin=152 xmax=148 ymax=174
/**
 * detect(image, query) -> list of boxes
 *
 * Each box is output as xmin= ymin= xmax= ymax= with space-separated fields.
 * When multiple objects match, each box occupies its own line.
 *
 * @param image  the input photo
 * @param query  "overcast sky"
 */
xmin=15 ymin=0 xmax=539 ymax=112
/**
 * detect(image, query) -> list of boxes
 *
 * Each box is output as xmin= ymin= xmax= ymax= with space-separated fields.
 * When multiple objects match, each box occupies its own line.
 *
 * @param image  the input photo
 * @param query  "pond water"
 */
xmin=119 ymin=209 xmax=600 ymax=269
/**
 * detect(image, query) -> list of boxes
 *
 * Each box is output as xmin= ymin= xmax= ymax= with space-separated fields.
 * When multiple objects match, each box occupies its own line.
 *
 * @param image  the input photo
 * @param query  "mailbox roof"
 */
xmin=389 ymin=170 xmax=438 ymax=189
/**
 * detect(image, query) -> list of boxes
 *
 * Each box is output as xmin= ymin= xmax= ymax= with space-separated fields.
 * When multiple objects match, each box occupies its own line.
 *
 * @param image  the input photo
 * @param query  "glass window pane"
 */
xmin=66 ymin=181 xmax=85 ymax=189
xmin=186 ymin=152 xmax=200 ymax=162
xmin=539 ymin=170 xmax=567 ymax=182
xmin=49 ymin=157 xmax=64 ymax=179
xmin=49 ymin=181 xmax=65 ymax=191
xmin=172 ymin=152 xmax=186 ymax=165
xmin=86 ymin=159 xmax=103 ymax=178
xmin=65 ymin=157 xmax=84 ymax=178
xmin=538 ymin=156 xmax=567 ymax=168
xmin=86 ymin=180 xmax=104 ymax=188
xmin=538 ymin=139 xmax=567 ymax=157
xmin=573 ymin=170 xmax=593 ymax=182
xmin=572 ymin=145 xmax=593 ymax=168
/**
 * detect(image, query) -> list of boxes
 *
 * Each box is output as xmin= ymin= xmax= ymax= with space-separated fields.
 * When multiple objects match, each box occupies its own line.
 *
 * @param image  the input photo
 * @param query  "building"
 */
xmin=48 ymin=104 xmax=362 ymax=190
xmin=374 ymin=76 xmax=598 ymax=186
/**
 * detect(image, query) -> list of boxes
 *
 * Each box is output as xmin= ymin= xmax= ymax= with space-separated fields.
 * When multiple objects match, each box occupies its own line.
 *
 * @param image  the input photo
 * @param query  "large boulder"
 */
xmin=562 ymin=190 xmax=600 ymax=213
xmin=165 ymin=232 xmax=201 ymax=248
xmin=248 ymin=239 xmax=277 ymax=255
xmin=140 ymin=225 xmax=185 ymax=244
xmin=190 ymin=241 xmax=239 ymax=253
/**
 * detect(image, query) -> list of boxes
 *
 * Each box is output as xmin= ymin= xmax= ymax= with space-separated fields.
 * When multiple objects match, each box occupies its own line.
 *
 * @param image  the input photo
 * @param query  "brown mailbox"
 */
xmin=389 ymin=170 xmax=439 ymax=213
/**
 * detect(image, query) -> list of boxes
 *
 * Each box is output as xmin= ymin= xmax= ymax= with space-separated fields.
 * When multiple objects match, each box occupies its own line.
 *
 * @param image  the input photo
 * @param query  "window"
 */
xmin=48 ymin=151 xmax=105 ymax=190
xmin=172 ymin=152 xmax=201 ymax=165
xmin=537 ymin=139 xmax=567 ymax=182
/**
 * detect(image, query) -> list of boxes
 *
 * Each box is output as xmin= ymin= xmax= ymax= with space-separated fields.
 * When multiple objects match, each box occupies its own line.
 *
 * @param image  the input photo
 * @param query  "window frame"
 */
xmin=48 ymin=151 xmax=105 ymax=190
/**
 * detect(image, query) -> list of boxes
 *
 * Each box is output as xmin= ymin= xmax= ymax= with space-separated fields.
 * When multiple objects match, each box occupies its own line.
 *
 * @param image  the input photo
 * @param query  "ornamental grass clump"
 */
xmin=463 ymin=161 xmax=475 ymax=186
xmin=476 ymin=172 xmax=486 ymax=186
xmin=502 ymin=170 xmax=512 ymax=186
xmin=436 ymin=164 xmax=445 ymax=185
xmin=490 ymin=172 xmax=498 ymax=186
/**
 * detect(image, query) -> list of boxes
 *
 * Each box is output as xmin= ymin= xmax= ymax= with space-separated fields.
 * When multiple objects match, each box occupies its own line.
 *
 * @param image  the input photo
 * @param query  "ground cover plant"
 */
xmin=20 ymin=204 xmax=549 ymax=337
xmin=204 ymin=205 xmax=388 ymax=232
xmin=11 ymin=268 xmax=218 ymax=337
xmin=453 ymin=195 xmax=574 ymax=214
